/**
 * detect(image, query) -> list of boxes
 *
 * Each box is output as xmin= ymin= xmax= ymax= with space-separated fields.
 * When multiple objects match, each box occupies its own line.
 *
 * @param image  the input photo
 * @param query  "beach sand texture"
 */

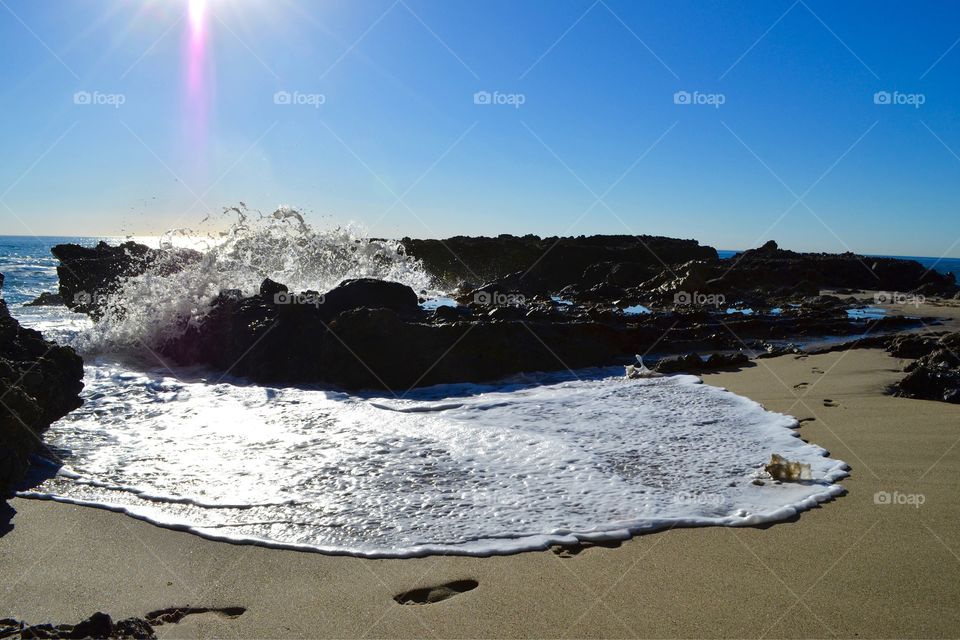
xmin=2 ymin=345 xmax=959 ymax=638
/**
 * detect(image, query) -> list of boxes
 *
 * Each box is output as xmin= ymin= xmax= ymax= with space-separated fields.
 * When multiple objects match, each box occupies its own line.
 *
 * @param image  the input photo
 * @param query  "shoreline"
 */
xmin=3 ymin=344 xmax=960 ymax=637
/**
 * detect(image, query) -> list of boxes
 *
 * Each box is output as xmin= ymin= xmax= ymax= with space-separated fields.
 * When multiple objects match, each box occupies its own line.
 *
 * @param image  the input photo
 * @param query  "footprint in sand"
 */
xmin=793 ymin=382 xmax=810 ymax=390
xmin=811 ymin=367 xmax=825 ymax=374
xmin=552 ymin=540 xmax=622 ymax=558
xmin=822 ymin=399 xmax=839 ymax=407
xmin=394 ymin=580 xmax=479 ymax=605
xmin=146 ymin=607 xmax=246 ymax=626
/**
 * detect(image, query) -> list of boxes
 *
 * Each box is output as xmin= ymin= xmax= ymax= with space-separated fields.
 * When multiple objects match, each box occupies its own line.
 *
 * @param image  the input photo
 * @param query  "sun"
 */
xmin=188 ymin=0 xmax=206 ymax=35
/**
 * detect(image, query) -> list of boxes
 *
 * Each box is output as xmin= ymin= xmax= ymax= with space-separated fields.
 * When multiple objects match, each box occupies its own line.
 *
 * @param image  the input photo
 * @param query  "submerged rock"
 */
xmin=23 ymin=291 xmax=64 ymax=307
xmin=0 ymin=273 xmax=84 ymax=496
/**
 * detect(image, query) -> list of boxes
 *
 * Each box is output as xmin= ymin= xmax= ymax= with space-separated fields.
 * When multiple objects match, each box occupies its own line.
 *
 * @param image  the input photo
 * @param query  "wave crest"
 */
xmin=71 ymin=206 xmax=431 ymax=355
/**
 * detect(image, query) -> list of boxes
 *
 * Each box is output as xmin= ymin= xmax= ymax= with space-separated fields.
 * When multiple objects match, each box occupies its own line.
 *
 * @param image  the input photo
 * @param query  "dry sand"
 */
xmin=2 ymin=330 xmax=960 ymax=637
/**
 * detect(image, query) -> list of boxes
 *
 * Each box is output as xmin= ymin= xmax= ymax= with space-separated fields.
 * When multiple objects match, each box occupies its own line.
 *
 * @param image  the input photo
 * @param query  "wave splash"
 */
xmin=70 ymin=206 xmax=432 ymax=355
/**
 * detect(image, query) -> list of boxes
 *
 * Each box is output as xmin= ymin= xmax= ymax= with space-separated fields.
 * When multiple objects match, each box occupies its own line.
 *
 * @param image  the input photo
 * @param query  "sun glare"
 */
xmin=188 ymin=0 xmax=206 ymax=36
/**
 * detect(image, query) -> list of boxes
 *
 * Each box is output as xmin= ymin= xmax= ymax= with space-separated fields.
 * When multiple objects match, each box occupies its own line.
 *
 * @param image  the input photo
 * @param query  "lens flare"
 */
xmin=189 ymin=0 xmax=206 ymax=36
xmin=183 ymin=0 xmax=211 ymax=178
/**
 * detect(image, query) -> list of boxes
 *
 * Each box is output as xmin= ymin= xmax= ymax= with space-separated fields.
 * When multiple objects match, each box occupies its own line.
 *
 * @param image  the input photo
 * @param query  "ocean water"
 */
xmin=0 ymin=227 xmax=865 ymax=556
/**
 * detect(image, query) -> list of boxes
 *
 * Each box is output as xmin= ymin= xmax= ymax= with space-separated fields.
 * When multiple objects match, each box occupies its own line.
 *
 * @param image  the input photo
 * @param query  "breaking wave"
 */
xmin=70 ymin=206 xmax=432 ymax=355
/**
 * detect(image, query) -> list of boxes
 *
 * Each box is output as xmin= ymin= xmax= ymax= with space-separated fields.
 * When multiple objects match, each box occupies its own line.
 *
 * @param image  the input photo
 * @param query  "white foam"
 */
xmin=22 ymin=363 xmax=848 ymax=557
xmin=70 ymin=207 xmax=433 ymax=355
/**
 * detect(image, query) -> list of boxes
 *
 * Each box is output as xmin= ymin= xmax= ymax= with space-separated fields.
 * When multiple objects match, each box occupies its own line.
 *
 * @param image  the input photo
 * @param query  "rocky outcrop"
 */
xmin=160 ymin=281 xmax=635 ymax=389
xmin=403 ymin=236 xmax=957 ymax=301
xmin=46 ymin=237 xmax=947 ymax=391
xmin=149 ymin=272 xmax=925 ymax=390
xmin=401 ymin=234 xmax=718 ymax=290
xmin=0 ymin=273 xmax=84 ymax=496
xmin=891 ymin=333 xmax=960 ymax=403
xmin=0 ymin=612 xmax=155 ymax=639
xmin=51 ymin=241 xmax=200 ymax=319
xmin=714 ymin=241 xmax=957 ymax=297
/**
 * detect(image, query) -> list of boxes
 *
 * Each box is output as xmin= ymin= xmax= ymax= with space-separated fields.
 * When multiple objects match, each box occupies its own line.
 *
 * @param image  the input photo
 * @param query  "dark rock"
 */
xmin=259 ymin=278 xmax=288 ymax=299
xmin=51 ymin=241 xmax=200 ymax=319
xmin=716 ymin=243 xmax=958 ymax=297
xmin=432 ymin=305 xmax=461 ymax=323
xmin=68 ymin=612 xmax=113 ymax=639
xmin=320 ymin=278 xmax=420 ymax=317
xmin=886 ymin=334 xmax=939 ymax=359
xmin=21 ymin=623 xmax=59 ymax=638
xmin=655 ymin=353 xmax=704 ymax=373
xmin=23 ymin=292 xmax=65 ymax=307
xmin=487 ymin=306 xmax=526 ymax=321
xmin=0 ymin=275 xmax=84 ymax=496
xmin=655 ymin=352 xmax=748 ymax=373
xmin=606 ymin=262 xmax=657 ymax=287
xmin=402 ymin=234 xmax=718 ymax=290
xmin=7 ymin=614 xmax=156 ymax=640
xmin=110 ymin=619 xmax=154 ymax=639
xmin=891 ymin=332 xmax=960 ymax=403
xmin=1 ymin=619 xmax=25 ymax=637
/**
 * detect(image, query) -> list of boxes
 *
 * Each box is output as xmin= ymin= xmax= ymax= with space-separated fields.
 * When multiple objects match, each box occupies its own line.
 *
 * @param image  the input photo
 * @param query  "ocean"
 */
xmin=20 ymin=230 xmax=958 ymax=556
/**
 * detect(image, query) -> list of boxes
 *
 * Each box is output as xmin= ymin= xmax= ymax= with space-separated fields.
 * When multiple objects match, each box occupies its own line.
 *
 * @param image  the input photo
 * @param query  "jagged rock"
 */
xmin=886 ymin=334 xmax=939 ymax=359
xmin=6 ymin=612 xmax=155 ymax=639
xmin=719 ymin=244 xmax=958 ymax=297
xmin=7 ymin=612 xmax=157 ymax=640
xmin=402 ymin=234 xmax=718 ymax=289
xmin=891 ymin=332 xmax=960 ymax=403
xmin=259 ymin=278 xmax=288 ymax=299
xmin=641 ymin=260 xmax=713 ymax=295
xmin=23 ymin=292 xmax=64 ymax=307
xmin=51 ymin=241 xmax=200 ymax=319
xmin=655 ymin=352 xmax=749 ymax=373
xmin=0 ymin=274 xmax=84 ymax=496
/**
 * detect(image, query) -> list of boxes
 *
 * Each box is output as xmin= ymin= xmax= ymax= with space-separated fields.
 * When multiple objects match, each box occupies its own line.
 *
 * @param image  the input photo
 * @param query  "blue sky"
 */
xmin=0 ymin=0 xmax=958 ymax=257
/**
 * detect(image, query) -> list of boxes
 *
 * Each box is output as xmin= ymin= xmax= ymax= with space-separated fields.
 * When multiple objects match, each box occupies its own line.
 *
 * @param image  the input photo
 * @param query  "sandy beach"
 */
xmin=4 ymin=1 xmax=960 ymax=636
xmin=3 ymin=312 xmax=960 ymax=638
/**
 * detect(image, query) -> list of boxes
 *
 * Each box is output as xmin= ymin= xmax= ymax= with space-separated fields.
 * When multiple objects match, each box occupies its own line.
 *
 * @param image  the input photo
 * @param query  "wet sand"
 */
xmin=2 ymin=342 xmax=960 ymax=638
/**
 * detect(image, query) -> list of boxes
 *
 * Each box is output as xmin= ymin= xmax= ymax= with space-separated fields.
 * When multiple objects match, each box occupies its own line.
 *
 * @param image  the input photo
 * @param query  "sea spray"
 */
xmin=70 ymin=206 xmax=432 ymax=355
